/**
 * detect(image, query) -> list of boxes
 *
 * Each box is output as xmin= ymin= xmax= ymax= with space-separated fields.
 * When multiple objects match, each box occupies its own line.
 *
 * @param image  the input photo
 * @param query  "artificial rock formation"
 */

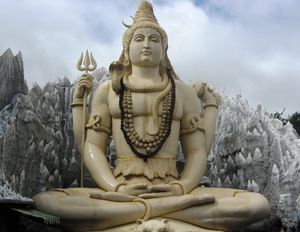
xmin=205 ymin=93 xmax=300 ymax=231
xmin=0 ymin=49 xmax=28 ymax=110
xmin=0 ymin=69 xmax=108 ymax=199
xmin=0 ymin=82 xmax=76 ymax=197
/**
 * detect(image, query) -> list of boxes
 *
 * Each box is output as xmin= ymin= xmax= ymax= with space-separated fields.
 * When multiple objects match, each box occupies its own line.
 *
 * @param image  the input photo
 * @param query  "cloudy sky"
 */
xmin=1 ymin=0 xmax=299 ymax=115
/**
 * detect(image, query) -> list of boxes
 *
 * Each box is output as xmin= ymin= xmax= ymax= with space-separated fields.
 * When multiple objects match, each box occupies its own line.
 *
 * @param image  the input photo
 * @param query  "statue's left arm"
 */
xmin=191 ymin=81 xmax=220 ymax=154
xmin=178 ymin=82 xmax=219 ymax=193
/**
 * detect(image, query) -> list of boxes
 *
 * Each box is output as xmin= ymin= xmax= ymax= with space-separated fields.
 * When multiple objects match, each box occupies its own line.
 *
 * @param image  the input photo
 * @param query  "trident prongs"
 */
xmin=76 ymin=52 xmax=84 ymax=71
xmin=90 ymin=52 xmax=97 ymax=70
xmin=77 ymin=50 xmax=97 ymax=74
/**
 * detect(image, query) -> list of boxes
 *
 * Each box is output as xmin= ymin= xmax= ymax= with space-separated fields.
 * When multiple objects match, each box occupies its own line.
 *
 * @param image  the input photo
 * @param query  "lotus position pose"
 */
xmin=34 ymin=1 xmax=270 ymax=231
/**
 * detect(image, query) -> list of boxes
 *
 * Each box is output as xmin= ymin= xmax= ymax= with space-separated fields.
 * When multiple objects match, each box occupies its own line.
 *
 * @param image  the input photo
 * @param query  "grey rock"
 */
xmin=0 ymin=64 xmax=109 ymax=198
xmin=0 ymin=49 xmax=28 ymax=110
xmin=0 ymin=177 xmax=31 ymax=201
xmin=204 ymin=92 xmax=300 ymax=231
xmin=0 ymin=81 xmax=80 ymax=197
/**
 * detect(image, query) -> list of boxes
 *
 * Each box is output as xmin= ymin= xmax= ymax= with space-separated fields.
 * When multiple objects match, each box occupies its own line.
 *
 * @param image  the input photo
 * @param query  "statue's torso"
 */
xmin=106 ymin=80 xmax=185 ymax=184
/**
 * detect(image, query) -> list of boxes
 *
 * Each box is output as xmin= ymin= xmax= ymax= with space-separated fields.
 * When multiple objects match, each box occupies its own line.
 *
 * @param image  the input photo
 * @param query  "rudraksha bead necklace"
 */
xmin=119 ymin=70 xmax=176 ymax=161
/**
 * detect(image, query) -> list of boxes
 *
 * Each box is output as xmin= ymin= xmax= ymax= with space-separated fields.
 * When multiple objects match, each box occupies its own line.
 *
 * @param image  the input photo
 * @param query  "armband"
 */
xmin=180 ymin=114 xmax=205 ymax=135
xmin=86 ymin=114 xmax=112 ymax=135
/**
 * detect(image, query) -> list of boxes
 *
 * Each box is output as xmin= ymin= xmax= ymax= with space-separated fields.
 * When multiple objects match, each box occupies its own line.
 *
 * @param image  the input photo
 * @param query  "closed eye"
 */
xmin=149 ymin=35 xmax=160 ymax=42
xmin=134 ymin=34 xmax=145 ymax=42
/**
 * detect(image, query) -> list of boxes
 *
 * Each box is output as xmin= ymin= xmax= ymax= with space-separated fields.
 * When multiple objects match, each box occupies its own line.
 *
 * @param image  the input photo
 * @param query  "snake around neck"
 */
xmin=119 ymin=70 xmax=176 ymax=161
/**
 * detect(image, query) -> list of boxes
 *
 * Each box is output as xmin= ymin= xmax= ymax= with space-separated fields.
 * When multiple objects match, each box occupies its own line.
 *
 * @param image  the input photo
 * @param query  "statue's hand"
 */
xmin=192 ymin=193 xmax=215 ymax=205
xmin=138 ymin=184 xmax=182 ymax=199
xmin=118 ymin=183 xmax=149 ymax=196
xmin=74 ymin=74 xmax=94 ymax=99
xmin=192 ymin=81 xmax=206 ymax=98
xmin=191 ymin=81 xmax=220 ymax=105
xmin=89 ymin=191 xmax=136 ymax=202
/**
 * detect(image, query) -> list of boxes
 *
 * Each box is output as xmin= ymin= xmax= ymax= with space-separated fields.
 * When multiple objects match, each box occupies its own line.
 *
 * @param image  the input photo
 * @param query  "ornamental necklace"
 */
xmin=119 ymin=70 xmax=176 ymax=161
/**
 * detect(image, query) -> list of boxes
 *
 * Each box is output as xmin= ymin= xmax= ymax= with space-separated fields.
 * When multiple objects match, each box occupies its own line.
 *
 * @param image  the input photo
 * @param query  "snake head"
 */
xmin=109 ymin=61 xmax=125 ymax=94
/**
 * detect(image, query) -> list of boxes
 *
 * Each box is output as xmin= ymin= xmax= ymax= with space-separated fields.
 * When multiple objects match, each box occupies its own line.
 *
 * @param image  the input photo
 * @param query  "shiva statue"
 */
xmin=33 ymin=1 xmax=270 ymax=231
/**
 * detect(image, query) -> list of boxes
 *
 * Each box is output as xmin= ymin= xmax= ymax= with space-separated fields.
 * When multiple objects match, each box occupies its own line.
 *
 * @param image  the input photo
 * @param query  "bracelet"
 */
xmin=170 ymin=181 xmax=186 ymax=195
xmin=113 ymin=182 xmax=127 ymax=192
xmin=71 ymin=101 xmax=84 ymax=107
xmin=133 ymin=198 xmax=151 ymax=221
xmin=71 ymin=102 xmax=89 ymax=108
xmin=203 ymin=102 xmax=219 ymax=109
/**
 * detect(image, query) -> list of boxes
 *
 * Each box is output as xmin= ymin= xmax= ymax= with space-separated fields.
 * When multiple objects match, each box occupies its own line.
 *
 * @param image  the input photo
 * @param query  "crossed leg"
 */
xmin=33 ymin=187 xmax=270 ymax=231
xmin=164 ymin=187 xmax=270 ymax=231
xmin=33 ymin=188 xmax=213 ymax=231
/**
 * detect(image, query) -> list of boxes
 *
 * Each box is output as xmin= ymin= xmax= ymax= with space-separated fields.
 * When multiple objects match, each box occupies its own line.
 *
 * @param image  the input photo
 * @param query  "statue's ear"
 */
xmin=136 ymin=219 xmax=144 ymax=225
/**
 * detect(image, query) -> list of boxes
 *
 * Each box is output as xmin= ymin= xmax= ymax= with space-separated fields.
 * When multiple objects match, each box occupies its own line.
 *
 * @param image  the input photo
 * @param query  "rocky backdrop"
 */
xmin=0 ymin=49 xmax=299 ymax=231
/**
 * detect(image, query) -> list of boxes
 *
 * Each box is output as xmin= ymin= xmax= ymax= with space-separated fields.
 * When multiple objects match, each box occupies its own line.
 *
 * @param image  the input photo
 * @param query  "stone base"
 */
xmin=88 ymin=218 xmax=223 ymax=232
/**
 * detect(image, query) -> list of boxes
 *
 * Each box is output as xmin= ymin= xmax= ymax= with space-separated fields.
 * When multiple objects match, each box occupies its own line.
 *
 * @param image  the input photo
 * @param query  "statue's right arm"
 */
xmin=83 ymin=81 xmax=119 ymax=191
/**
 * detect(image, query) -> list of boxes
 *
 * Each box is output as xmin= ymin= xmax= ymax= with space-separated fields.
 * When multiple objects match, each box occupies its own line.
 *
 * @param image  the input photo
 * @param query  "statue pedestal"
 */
xmin=93 ymin=218 xmax=224 ymax=232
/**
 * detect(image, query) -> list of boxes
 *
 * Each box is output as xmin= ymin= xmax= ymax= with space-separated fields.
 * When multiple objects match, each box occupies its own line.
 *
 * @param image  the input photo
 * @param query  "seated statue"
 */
xmin=33 ymin=1 xmax=270 ymax=231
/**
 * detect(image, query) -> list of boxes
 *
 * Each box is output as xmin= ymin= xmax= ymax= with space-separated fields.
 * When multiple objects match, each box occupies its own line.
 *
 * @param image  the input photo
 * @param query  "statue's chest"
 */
xmin=108 ymin=91 xmax=182 ymax=119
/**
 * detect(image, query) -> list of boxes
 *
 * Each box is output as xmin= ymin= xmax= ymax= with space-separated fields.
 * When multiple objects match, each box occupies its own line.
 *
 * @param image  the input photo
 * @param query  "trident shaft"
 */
xmin=76 ymin=50 xmax=97 ymax=188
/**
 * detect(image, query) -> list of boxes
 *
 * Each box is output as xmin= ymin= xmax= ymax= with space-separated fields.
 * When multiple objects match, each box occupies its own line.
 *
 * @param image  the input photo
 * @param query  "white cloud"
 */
xmin=0 ymin=0 xmax=299 ymax=115
xmin=157 ymin=0 xmax=300 ymax=114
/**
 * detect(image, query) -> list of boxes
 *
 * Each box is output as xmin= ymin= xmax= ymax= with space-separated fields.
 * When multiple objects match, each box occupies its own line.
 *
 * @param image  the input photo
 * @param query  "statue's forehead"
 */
xmin=133 ymin=28 xmax=160 ymax=37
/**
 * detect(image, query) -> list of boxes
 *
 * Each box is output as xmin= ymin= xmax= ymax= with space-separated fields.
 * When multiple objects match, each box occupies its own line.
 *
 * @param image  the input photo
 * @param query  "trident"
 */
xmin=77 ymin=50 xmax=97 ymax=74
xmin=76 ymin=50 xmax=97 ymax=187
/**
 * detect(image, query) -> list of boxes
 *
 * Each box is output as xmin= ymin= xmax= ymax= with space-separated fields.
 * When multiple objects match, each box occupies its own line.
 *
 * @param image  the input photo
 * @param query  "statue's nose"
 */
xmin=143 ymin=38 xmax=150 ymax=48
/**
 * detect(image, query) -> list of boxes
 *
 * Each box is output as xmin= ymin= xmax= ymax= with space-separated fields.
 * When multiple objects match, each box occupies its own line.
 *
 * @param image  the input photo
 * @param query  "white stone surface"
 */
xmin=204 ymin=91 xmax=300 ymax=229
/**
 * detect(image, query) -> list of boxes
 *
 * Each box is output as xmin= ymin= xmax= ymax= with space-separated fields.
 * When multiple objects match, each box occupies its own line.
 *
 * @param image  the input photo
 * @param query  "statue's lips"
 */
xmin=141 ymin=51 xmax=152 ymax=56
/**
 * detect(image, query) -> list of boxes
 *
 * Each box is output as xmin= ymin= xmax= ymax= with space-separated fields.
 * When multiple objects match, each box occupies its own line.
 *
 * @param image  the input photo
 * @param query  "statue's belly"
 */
xmin=112 ymin=118 xmax=181 ymax=158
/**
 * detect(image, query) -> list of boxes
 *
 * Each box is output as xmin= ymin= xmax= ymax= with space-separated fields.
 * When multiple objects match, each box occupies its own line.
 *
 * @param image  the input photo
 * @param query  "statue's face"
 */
xmin=129 ymin=28 xmax=163 ymax=67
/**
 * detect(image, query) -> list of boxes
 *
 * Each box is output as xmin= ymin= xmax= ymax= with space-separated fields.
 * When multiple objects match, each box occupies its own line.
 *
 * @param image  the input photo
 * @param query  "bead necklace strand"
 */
xmin=119 ymin=70 xmax=176 ymax=161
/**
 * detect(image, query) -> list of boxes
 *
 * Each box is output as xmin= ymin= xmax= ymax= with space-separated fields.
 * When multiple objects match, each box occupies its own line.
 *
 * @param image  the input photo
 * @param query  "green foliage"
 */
xmin=271 ymin=109 xmax=288 ymax=125
xmin=271 ymin=109 xmax=300 ymax=136
xmin=289 ymin=112 xmax=300 ymax=135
